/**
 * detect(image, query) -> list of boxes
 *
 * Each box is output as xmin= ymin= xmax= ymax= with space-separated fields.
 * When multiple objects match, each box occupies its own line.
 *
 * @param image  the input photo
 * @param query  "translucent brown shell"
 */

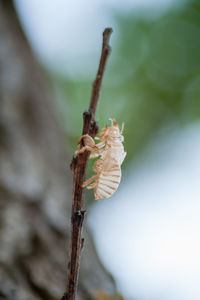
xmin=94 ymin=159 xmax=121 ymax=200
xmin=76 ymin=119 xmax=126 ymax=200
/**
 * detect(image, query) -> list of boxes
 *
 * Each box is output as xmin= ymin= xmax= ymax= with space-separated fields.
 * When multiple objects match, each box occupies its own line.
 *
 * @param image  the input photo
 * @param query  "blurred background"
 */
xmin=2 ymin=0 xmax=200 ymax=299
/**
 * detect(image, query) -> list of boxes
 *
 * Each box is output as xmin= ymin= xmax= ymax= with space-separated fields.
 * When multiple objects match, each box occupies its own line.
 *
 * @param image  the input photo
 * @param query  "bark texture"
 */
xmin=0 ymin=1 xmax=115 ymax=299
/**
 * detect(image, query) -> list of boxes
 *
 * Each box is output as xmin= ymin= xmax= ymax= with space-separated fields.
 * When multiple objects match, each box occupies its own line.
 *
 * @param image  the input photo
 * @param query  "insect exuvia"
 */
xmin=76 ymin=119 xmax=126 ymax=200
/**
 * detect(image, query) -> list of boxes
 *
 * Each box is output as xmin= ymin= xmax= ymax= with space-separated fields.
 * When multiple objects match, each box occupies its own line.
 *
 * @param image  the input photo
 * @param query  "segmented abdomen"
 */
xmin=94 ymin=163 xmax=121 ymax=200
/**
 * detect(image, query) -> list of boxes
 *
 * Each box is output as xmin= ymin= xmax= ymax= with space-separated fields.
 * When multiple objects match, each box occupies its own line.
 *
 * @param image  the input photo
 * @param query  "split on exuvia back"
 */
xmin=76 ymin=119 xmax=126 ymax=200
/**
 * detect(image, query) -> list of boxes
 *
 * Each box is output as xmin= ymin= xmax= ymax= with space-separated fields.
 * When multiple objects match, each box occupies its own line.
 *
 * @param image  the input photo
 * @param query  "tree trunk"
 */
xmin=0 ymin=1 xmax=115 ymax=299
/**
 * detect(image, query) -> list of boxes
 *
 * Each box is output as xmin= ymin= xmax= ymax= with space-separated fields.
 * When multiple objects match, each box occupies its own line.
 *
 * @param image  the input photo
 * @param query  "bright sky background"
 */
xmin=88 ymin=122 xmax=200 ymax=300
xmin=13 ymin=1 xmax=197 ymax=299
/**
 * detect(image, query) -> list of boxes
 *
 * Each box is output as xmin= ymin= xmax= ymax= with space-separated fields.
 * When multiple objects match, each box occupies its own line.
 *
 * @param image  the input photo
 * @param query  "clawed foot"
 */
xmin=76 ymin=134 xmax=97 ymax=155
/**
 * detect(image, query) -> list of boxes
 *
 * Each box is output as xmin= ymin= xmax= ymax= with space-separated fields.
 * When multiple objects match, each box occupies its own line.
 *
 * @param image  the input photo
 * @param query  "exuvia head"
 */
xmin=99 ymin=119 xmax=124 ymax=142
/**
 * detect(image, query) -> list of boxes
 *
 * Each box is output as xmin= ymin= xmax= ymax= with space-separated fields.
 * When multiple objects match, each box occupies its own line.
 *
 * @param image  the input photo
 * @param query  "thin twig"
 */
xmin=89 ymin=28 xmax=112 ymax=116
xmin=62 ymin=28 xmax=112 ymax=300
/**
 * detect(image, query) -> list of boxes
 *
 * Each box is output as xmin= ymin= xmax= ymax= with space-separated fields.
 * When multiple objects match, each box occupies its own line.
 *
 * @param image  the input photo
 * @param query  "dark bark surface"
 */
xmin=0 ymin=1 xmax=115 ymax=299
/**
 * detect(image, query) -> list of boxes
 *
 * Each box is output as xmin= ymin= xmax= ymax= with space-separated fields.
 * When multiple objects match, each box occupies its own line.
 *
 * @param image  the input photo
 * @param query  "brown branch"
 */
xmin=62 ymin=28 xmax=113 ymax=300
xmin=89 ymin=28 xmax=113 ymax=116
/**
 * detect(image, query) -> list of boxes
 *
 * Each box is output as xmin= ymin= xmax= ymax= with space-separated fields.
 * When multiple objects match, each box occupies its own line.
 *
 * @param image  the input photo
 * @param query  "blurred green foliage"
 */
xmin=55 ymin=0 xmax=200 ymax=168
